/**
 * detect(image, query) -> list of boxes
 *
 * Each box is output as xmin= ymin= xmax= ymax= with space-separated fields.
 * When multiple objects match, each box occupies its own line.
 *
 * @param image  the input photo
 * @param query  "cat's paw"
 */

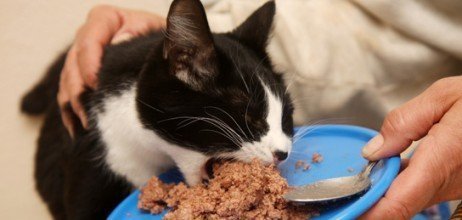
xmin=182 ymin=163 xmax=212 ymax=186
xmin=170 ymin=152 xmax=209 ymax=186
xmin=183 ymin=171 xmax=203 ymax=186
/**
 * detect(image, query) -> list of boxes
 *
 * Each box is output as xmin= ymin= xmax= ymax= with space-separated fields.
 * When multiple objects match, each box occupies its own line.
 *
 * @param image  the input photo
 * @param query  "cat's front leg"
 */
xmin=170 ymin=151 xmax=209 ymax=185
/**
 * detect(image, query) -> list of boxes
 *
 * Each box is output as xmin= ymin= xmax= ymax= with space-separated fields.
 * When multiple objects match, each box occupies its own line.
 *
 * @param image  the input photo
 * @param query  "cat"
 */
xmin=21 ymin=0 xmax=294 ymax=219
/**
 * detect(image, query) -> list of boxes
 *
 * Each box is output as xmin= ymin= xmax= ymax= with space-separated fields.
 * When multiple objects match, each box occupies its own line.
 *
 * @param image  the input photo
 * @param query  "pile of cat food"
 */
xmin=138 ymin=159 xmax=315 ymax=219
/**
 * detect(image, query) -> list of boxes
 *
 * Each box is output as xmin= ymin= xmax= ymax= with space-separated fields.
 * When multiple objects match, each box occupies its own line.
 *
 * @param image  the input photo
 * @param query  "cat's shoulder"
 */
xmin=95 ymin=32 xmax=163 ymax=97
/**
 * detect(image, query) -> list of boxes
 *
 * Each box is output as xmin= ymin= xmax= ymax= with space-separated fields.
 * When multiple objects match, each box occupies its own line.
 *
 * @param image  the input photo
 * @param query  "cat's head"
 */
xmin=138 ymin=0 xmax=293 ymax=164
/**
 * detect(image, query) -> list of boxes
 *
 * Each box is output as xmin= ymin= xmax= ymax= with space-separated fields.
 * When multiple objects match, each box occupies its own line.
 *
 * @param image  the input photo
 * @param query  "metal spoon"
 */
xmin=284 ymin=161 xmax=378 ymax=203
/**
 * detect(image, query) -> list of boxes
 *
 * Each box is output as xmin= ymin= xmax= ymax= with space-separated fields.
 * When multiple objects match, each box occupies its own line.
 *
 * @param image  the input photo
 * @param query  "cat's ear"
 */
xmin=232 ymin=1 xmax=275 ymax=52
xmin=163 ymin=0 xmax=217 ymax=90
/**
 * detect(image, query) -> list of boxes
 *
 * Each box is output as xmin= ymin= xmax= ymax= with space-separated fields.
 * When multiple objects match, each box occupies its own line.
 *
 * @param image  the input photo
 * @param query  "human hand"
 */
xmin=58 ymin=5 xmax=165 ymax=137
xmin=360 ymin=76 xmax=462 ymax=219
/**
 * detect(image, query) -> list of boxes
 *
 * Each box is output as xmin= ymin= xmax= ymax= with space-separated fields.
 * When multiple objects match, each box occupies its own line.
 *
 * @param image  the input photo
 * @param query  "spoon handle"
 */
xmin=362 ymin=161 xmax=378 ymax=177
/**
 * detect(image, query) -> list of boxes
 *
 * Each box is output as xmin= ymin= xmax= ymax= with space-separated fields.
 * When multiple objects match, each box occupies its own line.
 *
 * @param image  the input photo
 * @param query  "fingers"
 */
xmin=120 ymin=9 xmax=166 ymax=33
xmin=58 ymin=91 xmax=74 ymax=138
xmin=58 ymin=48 xmax=88 ymax=135
xmin=75 ymin=40 xmax=103 ymax=89
xmin=360 ymin=137 xmax=441 ymax=219
xmin=362 ymin=100 xmax=462 ymax=219
xmin=141 ymin=12 xmax=166 ymax=30
xmin=58 ymin=5 xmax=166 ymax=137
xmin=425 ymin=100 xmax=462 ymax=203
xmin=362 ymin=76 xmax=462 ymax=161
xmin=110 ymin=10 xmax=166 ymax=44
xmin=60 ymin=104 xmax=75 ymax=139
xmin=58 ymin=5 xmax=122 ymax=135
xmin=75 ymin=6 xmax=166 ymax=86
xmin=75 ymin=5 xmax=122 ymax=88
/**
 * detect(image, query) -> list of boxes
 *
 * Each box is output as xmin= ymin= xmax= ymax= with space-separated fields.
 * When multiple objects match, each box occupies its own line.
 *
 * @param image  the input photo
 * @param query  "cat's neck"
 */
xmin=92 ymin=84 xmax=209 ymax=187
xmin=93 ymin=84 xmax=175 ymax=187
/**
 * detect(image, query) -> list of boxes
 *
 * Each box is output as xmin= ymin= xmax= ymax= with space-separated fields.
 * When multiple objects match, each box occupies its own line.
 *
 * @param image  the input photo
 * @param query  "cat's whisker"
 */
xmin=203 ymin=111 xmax=245 ymax=143
xmin=136 ymin=99 xmax=164 ymax=113
xmin=181 ymin=117 xmax=236 ymax=142
xmin=230 ymin=58 xmax=250 ymax=93
xmin=288 ymin=151 xmax=311 ymax=156
xmin=303 ymin=117 xmax=356 ymax=127
xmin=247 ymin=54 xmax=268 ymax=88
xmin=290 ymin=95 xmax=321 ymax=102
xmin=199 ymin=115 xmax=242 ymax=141
xmin=176 ymin=118 xmax=199 ymax=130
xmin=203 ymin=118 xmax=243 ymax=144
xmin=200 ymin=129 xmax=241 ymax=148
xmin=293 ymin=127 xmax=321 ymax=142
xmin=292 ymin=118 xmax=355 ymax=144
xmin=293 ymin=127 xmax=320 ymax=144
xmin=244 ymin=97 xmax=255 ymax=139
xmin=159 ymin=116 xmax=243 ymax=145
xmin=293 ymin=126 xmax=312 ymax=138
xmin=290 ymin=97 xmax=318 ymax=106
xmin=205 ymin=106 xmax=248 ymax=140
xmin=284 ymin=75 xmax=297 ymax=95
xmin=253 ymin=54 xmax=269 ymax=74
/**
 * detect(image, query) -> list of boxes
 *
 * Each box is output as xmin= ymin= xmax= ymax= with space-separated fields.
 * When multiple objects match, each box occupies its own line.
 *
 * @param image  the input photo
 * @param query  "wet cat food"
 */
xmin=138 ymin=159 xmax=314 ymax=219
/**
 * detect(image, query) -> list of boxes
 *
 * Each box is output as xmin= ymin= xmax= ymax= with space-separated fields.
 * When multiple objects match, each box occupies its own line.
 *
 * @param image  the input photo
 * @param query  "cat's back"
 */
xmin=28 ymin=32 xmax=165 ymax=219
xmin=25 ymin=31 xmax=165 ymax=186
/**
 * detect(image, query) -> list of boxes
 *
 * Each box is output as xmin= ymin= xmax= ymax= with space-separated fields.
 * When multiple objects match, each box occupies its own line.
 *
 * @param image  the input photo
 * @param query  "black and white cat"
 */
xmin=21 ymin=0 xmax=294 ymax=219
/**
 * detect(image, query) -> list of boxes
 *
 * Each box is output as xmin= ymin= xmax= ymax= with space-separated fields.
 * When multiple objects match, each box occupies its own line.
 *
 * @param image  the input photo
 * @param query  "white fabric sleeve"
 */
xmin=206 ymin=0 xmax=462 ymax=128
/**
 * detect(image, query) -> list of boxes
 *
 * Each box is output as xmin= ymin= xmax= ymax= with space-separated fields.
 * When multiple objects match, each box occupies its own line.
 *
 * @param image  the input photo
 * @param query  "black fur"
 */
xmin=21 ymin=0 xmax=293 ymax=219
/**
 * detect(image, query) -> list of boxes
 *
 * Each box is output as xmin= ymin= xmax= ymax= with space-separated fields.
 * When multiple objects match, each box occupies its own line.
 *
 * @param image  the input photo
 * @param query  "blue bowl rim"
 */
xmin=109 ymin=124 xmax=401 ymax=219
xmin=303 ymin=125 xmax=400 ymax=219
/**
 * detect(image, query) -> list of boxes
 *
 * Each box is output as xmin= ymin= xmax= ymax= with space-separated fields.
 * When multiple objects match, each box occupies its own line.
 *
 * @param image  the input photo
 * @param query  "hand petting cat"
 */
xmin=360 ymin=76 xmax=462 ymax=219
xmin=58 ymin=5 xmax=165 ymax=136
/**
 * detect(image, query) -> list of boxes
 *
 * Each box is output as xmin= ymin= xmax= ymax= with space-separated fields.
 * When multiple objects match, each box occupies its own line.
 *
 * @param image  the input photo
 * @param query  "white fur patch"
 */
xmin=232 ymin=84 xmax=292 ymax=164
xmin=95 ymin=85 xmax=209 ymax=187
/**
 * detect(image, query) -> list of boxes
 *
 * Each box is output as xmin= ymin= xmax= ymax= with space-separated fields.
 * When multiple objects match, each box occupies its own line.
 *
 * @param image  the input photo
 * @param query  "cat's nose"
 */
xmin=273 ymin=151 xmax=288 ymax=162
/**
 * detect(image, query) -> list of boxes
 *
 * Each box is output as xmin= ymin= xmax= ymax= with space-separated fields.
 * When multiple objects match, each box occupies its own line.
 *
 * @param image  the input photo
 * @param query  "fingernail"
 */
xmin=111 ymin=32 xmax=133 ymax=44
xmin=65 ymin=123 xmax=75 ymax=139
xmin=78 ymin=111 xmax=89 ymax=129
xmin=362 ymin=134 xmax=384 ymax=158
xmin=69 ymin=129 xmax=75 ymax=139
xmin=61 ymin=114 xmax=75 ymax=139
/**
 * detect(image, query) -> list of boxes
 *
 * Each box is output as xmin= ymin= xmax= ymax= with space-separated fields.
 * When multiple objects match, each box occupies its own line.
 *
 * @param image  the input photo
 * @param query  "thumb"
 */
xmin=362 ymin=77 xmax=462 ymax=161
xmin=360 ymin=155 xmax=439 ymax=219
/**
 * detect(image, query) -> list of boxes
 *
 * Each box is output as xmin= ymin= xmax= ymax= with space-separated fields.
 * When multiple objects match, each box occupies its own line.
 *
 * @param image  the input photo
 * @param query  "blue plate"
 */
xmin=109 ymin=125 xmax=400 ymax=219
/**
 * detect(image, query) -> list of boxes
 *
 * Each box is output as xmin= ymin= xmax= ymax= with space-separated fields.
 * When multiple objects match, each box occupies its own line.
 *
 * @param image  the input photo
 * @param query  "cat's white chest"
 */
xmin=94 ymin=86 xmax=175 ymax=188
